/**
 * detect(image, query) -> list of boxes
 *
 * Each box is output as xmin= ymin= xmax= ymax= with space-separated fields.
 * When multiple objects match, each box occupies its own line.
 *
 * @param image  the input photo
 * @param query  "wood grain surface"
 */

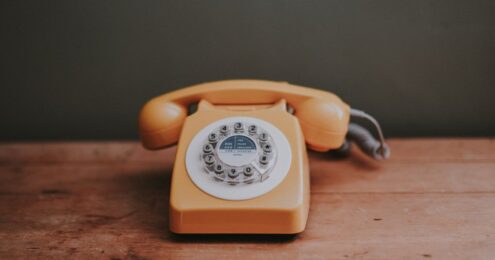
xmin=0 ymin=139 xmax=494 ymax=259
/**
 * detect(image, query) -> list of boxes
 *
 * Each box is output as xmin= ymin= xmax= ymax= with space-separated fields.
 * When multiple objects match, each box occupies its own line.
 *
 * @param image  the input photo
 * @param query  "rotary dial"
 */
xmin=200 ymin=121 xmax=277 ymax=185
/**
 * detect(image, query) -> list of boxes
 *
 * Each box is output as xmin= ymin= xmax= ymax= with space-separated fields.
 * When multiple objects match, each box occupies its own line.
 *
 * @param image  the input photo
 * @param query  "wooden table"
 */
xmin=0 ymin=139 xmax=494 ymax=259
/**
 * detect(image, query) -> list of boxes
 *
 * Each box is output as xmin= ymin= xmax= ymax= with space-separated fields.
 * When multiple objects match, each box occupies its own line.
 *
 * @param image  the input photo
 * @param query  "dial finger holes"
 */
xmin=234 ymin=122 xmax=243 ymax=132
xmin=203 ymin=143 xmax=213 ymax=154
xmin=248 ymin=125 xmax=257 ymax=134
xmin=228 ymin=168 xmax=239 ymax=178
xmin=243 ymin=166 xmax=253 ymax=177
xmin=208 ymin=132 xmax=218 ymax=143
xmin=204 ymin=154 xmax=215 ymax=165
xmin=262 ymin=143 xmax=272 ymax=154
xmin=214 ymin=164 xmax=224 ymax=174
xmin=260 ymin=155 xmax=269 ymax=165
xmin=259 ymin=132 xmax=268 ymax=142
xmin=220 ymin=125 xmax=229 ymax=134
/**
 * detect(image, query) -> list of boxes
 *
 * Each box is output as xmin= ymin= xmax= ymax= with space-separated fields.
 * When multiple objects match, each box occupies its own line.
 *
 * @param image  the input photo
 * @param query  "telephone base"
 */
xmin=168 ymin=100 xmax=310 ymax=234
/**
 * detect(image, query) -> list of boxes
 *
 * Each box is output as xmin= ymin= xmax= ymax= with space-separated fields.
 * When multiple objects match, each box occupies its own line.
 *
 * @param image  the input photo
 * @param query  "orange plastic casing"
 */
xmin=138 ymin=80 xmax=350 ymax=234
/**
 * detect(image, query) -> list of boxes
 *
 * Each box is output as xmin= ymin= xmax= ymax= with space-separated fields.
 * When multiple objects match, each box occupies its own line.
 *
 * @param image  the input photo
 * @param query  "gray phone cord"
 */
xmin=347 ymin=108 xmax=391 ymax=160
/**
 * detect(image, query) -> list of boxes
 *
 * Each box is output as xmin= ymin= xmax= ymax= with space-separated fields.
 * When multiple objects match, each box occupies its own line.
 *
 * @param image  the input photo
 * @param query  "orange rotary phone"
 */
xmin=139 ymin=79 xmax=389 ymax=234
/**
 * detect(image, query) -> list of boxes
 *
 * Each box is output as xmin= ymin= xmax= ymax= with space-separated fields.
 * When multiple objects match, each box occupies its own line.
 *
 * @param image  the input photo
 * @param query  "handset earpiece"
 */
xmin=294 ymin=98 xmax=350 ymax=152
xmin=139 ymin=99 xmax=187 ymax=149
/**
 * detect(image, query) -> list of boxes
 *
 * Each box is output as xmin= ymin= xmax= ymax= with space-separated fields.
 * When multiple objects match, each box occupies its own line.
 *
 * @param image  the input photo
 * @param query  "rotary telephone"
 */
xmin=139 ymin=79 xmax=389 ymax=234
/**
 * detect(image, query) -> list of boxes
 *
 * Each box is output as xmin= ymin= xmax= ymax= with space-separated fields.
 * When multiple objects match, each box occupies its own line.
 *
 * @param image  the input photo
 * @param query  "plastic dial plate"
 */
xmin=185 ymin=117 xmax=292 ymax=200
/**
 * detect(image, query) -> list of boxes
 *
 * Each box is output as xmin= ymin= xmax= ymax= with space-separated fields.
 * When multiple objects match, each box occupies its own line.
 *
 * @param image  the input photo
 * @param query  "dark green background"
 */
xmin=1 ymin=1 xmax=494 ymax=140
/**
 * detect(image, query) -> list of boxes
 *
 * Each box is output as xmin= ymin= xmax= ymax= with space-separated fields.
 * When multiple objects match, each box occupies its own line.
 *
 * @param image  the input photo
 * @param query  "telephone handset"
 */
xmin=139 ymin=79 xmax=389 ymax=234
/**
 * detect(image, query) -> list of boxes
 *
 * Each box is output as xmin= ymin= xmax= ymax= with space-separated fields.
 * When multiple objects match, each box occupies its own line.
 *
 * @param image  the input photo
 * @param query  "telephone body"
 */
xmin=139 ymin=80 xmax=387 ymax=234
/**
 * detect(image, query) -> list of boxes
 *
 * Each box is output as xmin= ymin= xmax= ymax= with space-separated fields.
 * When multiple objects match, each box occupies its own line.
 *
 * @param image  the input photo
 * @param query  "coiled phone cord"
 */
xmin=345 ymin=108 xmax=391 ymax=160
